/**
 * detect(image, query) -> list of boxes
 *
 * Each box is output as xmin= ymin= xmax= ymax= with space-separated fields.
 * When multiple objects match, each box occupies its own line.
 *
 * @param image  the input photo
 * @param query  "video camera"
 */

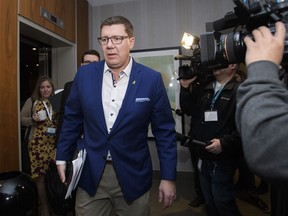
xmin=175 ymin=0 xmax=288 ymax=79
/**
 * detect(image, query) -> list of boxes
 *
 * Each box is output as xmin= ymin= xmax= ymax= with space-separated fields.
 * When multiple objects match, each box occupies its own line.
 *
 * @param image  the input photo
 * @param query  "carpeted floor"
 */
xmin=150 ymin=171 xmax=270 ymax=216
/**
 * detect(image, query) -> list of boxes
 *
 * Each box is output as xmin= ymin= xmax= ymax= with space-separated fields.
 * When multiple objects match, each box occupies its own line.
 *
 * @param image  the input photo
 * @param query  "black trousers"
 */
xmin=270 ymin=183 xmax=288 ymax=216
xmin=189 ymin=145 xmax=203 ymax=198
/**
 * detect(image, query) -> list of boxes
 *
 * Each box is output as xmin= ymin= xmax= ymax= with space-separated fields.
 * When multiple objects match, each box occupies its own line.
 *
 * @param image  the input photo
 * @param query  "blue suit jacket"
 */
xmin=56 ymin=59 xmax=177 ymax=201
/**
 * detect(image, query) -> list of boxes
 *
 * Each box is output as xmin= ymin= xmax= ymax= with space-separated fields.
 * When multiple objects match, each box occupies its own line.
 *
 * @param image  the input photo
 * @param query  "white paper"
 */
xmin=65 ymin=149 xmax=87 ymax=199
xmin=54 ymin=89 xmax=64 ymax=94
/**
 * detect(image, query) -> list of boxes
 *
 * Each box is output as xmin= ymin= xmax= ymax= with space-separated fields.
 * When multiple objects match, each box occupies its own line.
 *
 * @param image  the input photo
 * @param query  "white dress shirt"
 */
xmin=102 ymin=57 xmax=133 ymax=160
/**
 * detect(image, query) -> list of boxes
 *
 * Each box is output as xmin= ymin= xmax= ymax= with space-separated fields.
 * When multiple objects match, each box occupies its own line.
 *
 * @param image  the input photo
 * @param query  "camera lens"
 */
xmin=219 ymin=31 xmax=246 ymax=64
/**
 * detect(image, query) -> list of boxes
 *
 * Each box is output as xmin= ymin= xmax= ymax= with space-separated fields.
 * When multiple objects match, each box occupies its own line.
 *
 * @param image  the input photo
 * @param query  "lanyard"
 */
xmin=210 ymin=82 xmax=225 ymax=110
xmin=42 ymin=101 xmax=53 ymax=121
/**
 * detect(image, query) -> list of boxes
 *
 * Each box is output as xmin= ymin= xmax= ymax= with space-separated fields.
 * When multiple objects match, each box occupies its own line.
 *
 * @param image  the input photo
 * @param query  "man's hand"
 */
xmin=205 ymin=138 xmax=223 ymax=155
xmin=179 ymin=76 xmax=197 ymax=88
xmin=158 ymin=180 xmax=176 ymax=209
xmin=57 ymin=164 xmax=67 ymax=184
xmin=244 ymin=21 xmax=286 ymax=66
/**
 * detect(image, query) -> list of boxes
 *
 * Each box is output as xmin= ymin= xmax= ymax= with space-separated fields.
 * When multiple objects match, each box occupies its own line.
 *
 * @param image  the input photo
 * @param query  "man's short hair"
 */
xmin=100 ymin=16 xmax=134 ymax=37
xmin=81 ymin=50 xmax=100 ymax=63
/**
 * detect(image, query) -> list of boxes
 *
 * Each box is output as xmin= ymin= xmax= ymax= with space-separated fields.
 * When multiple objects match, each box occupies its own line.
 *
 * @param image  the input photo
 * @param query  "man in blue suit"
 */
xmin=56 ymin=16 xmax=177 ymax=216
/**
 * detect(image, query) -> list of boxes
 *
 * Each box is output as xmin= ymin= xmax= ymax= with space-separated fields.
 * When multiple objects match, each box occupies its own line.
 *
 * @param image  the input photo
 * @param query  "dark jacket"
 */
xmin=180 ymin=77 xmax=242 ymax=161
xmin=55 ymin=81 xmax=73 ymax=146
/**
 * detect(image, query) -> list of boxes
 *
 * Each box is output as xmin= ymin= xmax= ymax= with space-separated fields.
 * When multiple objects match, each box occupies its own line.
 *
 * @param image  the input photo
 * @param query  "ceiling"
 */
xmin=87 ymin=0 xmax=138 ymax=7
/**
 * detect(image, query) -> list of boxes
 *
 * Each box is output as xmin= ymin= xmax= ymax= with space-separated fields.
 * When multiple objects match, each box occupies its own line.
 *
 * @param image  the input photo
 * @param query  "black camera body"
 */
xmin=177 ymin=0 xmax=288 ymax=73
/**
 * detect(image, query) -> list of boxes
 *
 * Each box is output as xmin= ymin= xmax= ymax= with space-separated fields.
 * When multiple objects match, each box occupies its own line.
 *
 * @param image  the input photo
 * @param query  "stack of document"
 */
xmin=65 ymin=149 xmax=87 ymax=199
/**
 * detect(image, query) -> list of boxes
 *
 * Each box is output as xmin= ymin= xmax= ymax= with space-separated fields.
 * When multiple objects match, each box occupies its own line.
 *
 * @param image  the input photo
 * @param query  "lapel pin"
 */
xmin=132 ymin=80 xmax=136 ymax=84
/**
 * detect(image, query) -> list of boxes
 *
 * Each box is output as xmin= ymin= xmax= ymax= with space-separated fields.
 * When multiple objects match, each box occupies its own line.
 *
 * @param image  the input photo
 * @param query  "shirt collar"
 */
xmin=104 ymin=57 xmax=133 ymax=77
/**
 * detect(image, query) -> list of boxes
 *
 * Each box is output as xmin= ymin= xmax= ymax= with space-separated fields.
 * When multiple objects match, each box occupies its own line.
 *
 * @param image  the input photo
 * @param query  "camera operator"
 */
xmin=236 ymin=21 xmax=287 ymax=180
xmin=236 ymin=21 xmax=288 ymax=216
xmin=179 ymin=64 xmax=242 ymax=215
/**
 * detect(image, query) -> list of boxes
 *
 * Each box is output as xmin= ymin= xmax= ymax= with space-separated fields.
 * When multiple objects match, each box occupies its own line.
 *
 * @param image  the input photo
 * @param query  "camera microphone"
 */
xmin=176 ymin=132 xmax=188 ymax=142
xmin=175 ymin=109 xmax=183 ymax=116
xmin=171 ymin=108 xmax=183 ymax=116
xmin=174 ymin=55 xmax=192 ymax=61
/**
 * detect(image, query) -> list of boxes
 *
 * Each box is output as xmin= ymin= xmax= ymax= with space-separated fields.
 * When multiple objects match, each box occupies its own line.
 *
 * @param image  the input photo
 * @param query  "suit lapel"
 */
xmin=111 ymin=62 xmax=142 ymax=132
xmin=92 ymin=62 xmax=108 ymax=134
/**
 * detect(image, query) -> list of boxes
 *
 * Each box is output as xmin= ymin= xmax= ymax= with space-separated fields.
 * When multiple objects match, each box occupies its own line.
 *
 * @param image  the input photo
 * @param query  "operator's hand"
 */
xmin=159 ymin=180 xmax=176 ymax=209
xmin=205 ymin=138 xmax=223 ymax=155
xmin=244 ymin=21 xmax=286 ymax=66
xmin=179 ymin=76 xmax=197 ymax=88
xmin=57 ymin=163 xmax=67 ymax=184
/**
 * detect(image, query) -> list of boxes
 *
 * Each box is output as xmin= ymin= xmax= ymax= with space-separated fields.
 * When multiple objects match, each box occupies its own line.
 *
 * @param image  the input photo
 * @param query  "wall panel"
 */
xmin=77 ymin=0 xmax=89 ymax=67
xmin=19 ymin=0 xmax=75 ymax=42
xmin=0 ymin=0 xmax=19 ymax=172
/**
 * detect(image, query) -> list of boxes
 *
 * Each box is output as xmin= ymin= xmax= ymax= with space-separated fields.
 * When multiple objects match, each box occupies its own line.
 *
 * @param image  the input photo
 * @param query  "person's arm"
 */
xmin=55 ymin=81 xmax=73 ymax=147
xmin=236 ymin=22 xmax=288 ymax=180
xmin=158 ymin=180 xmax=176 ymax=209
xmin=20 ymin=98 xmax=34 ymax=127
xmin=179 ymin=77 xmax=197 ymax=115
xmin=150 ymin=73 xmax=177 ymax=208
xmin=56 ymin=73 xmax=84 ymax=183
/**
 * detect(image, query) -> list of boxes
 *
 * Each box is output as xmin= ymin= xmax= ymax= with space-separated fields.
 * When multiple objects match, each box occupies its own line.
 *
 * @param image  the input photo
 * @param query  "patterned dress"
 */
xmin=29 ymin=100 xmax=57 ymax=179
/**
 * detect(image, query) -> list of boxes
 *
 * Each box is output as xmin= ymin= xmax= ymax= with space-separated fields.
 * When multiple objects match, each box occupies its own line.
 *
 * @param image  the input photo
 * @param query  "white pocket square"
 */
xmin=135 ymin=98 xmax=150 ymax=102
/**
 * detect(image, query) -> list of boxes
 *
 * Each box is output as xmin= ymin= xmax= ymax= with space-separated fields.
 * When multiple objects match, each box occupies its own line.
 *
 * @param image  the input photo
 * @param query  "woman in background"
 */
xmin=21 ymin=76 xmax=57 ymax=216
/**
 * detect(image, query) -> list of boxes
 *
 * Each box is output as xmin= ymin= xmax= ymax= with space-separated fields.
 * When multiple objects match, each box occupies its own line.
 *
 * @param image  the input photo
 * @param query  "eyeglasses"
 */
xmin=83 ymin=60 xmax=97 ymax=65
xmin=97 ymin=36 xmax=129 ymax=45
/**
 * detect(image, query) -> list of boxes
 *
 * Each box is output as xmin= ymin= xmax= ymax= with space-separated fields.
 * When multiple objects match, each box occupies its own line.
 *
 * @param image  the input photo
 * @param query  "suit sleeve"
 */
xmin=150 ymin=73 xmax=177 ymax=181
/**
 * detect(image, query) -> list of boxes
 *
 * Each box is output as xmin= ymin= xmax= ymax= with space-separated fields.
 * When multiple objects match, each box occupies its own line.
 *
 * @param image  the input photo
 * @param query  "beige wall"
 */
xmin=89 ymin=0 xmax=235 ymax=52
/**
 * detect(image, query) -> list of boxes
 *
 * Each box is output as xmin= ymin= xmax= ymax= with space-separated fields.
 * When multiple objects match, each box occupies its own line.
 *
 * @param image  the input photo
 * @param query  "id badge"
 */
xmin=204 ymin=110 xmax=218 ymax=121
xmin=47 ymin=127 xmax=56 ymax=135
